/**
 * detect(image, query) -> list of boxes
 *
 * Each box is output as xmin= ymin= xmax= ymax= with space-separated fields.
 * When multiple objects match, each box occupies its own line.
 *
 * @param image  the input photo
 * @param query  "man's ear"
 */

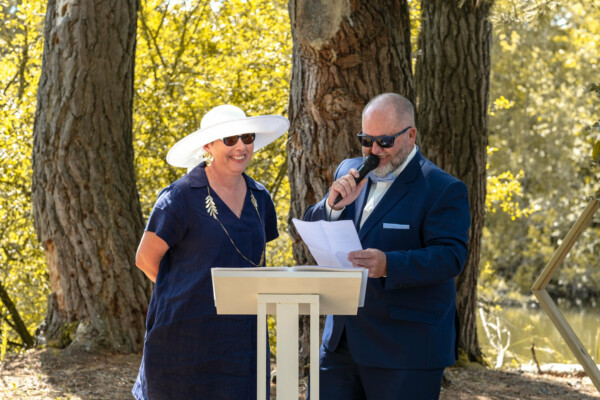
xmin=409 ymin=128 xmax=418 ymax=145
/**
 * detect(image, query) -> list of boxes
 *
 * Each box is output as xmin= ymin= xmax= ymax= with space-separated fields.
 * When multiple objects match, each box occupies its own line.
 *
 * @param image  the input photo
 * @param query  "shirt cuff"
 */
xmin=325 ymin=200 xmax=344 ymax=221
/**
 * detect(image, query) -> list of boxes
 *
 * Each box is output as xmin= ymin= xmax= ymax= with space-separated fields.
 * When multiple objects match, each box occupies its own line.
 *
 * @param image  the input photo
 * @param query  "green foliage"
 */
xmin=481 ymin=142 xmax=537 ymax=305
xmin=0 ymin=0 xmax=49 ymax=351
xmin=1 ymin=320 xmax=8 ymax=361
xmin=2 ymin=0 xmax=598 ymax=359
xmin=486 ymin=147 xmax=537 ymax=221
xmin=45 ymin=321 xmax=78 ymax=349
xmin=0 ymin=0 xmax=293 ymax=353
xmin=483 ymin=0 xmax=600 ymax=303
xmin=588 ymin=82 xmax=600 ymax=165
xmin=408 ymin=0 xmax=421 ymax=54
xmin=268 ymin=315 xmax=276 ymax=356
xmin=134 ymin=0 xmax=294 ymax=268
xmin=454 ymin=347 xmax=489 ymax=368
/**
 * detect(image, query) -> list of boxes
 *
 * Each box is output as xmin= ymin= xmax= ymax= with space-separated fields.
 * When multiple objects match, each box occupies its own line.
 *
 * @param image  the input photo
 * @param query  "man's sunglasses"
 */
xmin=222 ymin=133 xmax=256 ymax=146
xmin=357 ymin=126 xmax=412 ymax=148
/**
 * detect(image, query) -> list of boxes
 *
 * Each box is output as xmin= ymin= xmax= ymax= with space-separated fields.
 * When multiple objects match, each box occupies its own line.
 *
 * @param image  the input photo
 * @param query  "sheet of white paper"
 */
xmin=292 ymin=218 xmax=363 ymax=268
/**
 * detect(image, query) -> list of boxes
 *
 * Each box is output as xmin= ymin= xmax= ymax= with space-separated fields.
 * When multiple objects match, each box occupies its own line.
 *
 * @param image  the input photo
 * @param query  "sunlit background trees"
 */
xmin=0 ymin=0 xmax=598 ymax=367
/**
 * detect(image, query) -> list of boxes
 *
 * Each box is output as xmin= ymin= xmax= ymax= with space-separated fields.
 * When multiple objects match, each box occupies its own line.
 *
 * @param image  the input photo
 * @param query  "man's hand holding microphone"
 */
xmin=328 ymin=154 xmax=379 ymax=210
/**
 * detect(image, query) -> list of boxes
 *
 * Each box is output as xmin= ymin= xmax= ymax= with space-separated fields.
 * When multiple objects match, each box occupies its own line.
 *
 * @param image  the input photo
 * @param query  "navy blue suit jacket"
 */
xmin=303 ymin=149 xmax=470 ymax=369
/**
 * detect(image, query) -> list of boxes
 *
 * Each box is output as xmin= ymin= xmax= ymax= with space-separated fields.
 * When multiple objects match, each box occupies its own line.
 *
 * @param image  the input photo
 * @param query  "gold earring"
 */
xmin=205 ymin=152 xmax=214 ymax=166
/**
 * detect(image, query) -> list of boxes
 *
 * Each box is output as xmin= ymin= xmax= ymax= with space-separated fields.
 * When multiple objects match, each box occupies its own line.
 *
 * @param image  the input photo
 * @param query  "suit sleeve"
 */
xmin=384 ymin=179 xmax=470 ymax=289
xmin=303 ymin=160 xmax=349 ymax=222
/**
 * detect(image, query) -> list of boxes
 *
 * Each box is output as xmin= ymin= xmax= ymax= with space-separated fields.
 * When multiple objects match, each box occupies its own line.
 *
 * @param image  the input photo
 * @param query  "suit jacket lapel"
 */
xmin=358 ymin=152 xmax=423 ymax=240
xmin=353 ymin=179 xmax=371 ymax=228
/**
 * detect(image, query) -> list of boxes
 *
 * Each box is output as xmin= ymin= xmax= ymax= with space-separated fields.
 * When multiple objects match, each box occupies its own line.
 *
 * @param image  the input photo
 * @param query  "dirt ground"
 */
xmin=0 ymin=348 xmax=599 ymax=399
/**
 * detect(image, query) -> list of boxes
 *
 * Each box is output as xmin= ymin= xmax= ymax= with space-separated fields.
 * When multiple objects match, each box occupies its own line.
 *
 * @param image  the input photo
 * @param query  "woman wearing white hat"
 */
xmin=132 ymin=105 xmax=289 ymax=399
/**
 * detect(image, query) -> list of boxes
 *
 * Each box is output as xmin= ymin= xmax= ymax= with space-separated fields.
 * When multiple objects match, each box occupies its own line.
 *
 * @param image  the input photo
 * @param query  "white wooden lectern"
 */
xmin=211 ymin=267 xmax=366 ymax=400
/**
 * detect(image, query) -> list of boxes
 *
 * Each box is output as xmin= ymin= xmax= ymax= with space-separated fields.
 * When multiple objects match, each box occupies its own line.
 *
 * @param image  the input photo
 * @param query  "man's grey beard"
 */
xmin=364 ymin=145 xmax=412 ymax=177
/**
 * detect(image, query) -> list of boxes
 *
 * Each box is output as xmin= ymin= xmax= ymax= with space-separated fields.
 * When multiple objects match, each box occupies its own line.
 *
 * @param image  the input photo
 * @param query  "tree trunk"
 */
xmin=32 ymin=0 xmax=151 ymax=353
xmin=287 ymin=0 xmax=413 ymax=378
xmin=415 ymin=0 xmax=493 ymax=363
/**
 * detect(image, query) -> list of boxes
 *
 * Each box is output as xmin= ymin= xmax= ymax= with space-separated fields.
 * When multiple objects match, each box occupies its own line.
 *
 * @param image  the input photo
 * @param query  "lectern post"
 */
xmin=257 ymin=294 xmax=319 ymax=400
xmin=211 ymin=267 xmax=366 ymax=400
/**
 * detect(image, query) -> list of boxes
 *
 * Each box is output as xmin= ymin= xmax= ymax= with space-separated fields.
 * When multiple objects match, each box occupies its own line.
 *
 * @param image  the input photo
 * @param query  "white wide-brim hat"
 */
xmin=166 ymin=104 xmax=290 ymax=169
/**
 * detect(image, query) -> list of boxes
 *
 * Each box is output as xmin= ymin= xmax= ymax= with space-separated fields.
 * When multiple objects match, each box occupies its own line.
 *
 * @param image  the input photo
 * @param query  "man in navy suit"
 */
xmin=303 ymin=93 xmax=470 ymax=399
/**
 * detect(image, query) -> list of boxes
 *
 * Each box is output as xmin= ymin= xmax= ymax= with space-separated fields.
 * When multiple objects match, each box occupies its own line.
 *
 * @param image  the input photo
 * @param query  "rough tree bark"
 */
xmin=287 ymin=0 xmax=413 ymax=377
xmin=415 ymin=0 xmax=493 ymax=362
xmin=32 ymin=0 xmax=151 ymax=353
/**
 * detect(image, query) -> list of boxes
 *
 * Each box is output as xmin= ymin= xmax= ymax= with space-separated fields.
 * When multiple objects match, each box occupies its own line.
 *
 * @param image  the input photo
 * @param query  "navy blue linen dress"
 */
xmin=132 ymin=163 xmax=278 ymax=400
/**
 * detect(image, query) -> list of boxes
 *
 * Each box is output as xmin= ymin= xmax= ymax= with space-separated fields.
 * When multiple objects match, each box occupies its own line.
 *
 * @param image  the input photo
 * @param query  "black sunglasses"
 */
xmin=357 ymin=126 xmax=412 ymax=148
xmin=222 ymin=133 xmax=256 ymax=146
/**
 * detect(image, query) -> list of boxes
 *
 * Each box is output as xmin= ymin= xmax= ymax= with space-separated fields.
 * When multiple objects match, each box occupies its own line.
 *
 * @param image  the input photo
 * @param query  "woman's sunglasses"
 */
xmin=357 ymin=126 xmax=412 ymax=148
xmin=222 ymin=133 xmax=256 ymax=146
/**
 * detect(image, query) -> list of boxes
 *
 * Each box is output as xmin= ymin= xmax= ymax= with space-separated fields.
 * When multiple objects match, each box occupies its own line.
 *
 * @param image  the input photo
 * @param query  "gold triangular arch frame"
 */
xmin=531 ymin=194 xmax=600 ymax=391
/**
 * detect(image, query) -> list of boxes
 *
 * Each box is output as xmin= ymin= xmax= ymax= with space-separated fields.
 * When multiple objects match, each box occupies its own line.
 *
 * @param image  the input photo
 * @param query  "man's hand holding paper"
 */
xmin=347 ymin=248 xmax=387 ymax=278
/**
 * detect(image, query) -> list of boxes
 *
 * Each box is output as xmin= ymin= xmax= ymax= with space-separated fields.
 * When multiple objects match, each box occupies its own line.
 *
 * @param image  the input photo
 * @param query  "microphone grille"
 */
xmin=364 ymin=154 xmax=380 ymax=169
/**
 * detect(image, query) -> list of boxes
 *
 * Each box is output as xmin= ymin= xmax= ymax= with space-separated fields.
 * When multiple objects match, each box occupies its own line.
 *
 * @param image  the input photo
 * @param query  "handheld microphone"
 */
xmin=332 ymin=154 xmax=380 ymax=206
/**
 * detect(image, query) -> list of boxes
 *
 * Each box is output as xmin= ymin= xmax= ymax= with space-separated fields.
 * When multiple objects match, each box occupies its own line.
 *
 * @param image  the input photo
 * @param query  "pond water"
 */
xmin=477 ymin=305 xmax=600 ymax=368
